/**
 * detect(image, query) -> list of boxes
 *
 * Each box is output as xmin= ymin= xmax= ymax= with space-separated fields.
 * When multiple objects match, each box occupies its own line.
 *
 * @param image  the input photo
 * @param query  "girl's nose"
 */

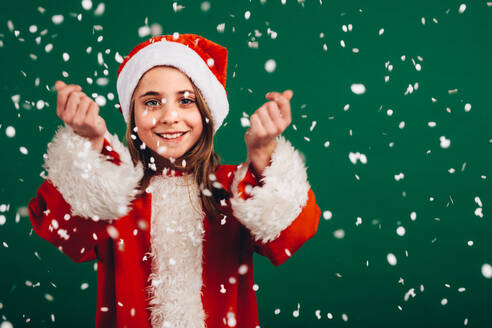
xmin=159 ymin=104 xmax=179 ymax=125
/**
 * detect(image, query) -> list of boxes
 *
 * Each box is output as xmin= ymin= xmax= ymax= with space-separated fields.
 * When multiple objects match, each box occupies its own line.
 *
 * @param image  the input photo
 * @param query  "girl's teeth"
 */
xmin=160 ymin=132 xmax=185 ymax=139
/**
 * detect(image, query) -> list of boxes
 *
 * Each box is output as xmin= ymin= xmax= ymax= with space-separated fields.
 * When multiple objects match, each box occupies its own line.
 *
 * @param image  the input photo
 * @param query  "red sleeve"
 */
xmin=253 ymin=189 xmax=320 ymax=266
xmin=28 ymin=180 xmax=110 ymax=263
xmin=101 ymin=137 xmax=122 ymax=165
xmin=27 ymin=137 xmax=118 ymax=263
xmin=236 ymin=164 xmax=321 ymax=266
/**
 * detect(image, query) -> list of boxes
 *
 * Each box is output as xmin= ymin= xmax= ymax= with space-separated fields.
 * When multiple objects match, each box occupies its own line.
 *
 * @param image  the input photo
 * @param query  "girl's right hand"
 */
xmin=55 ymin=81 xmax=107 ymax=152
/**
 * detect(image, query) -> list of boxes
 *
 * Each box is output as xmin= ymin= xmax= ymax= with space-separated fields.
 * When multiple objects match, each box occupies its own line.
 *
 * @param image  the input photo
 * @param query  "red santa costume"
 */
xmin=28 ymin=34 xmax=321 ymax=328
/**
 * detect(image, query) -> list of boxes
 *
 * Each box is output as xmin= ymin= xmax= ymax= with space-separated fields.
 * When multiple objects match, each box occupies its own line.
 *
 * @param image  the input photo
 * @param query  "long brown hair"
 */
xmin=124 ymin=66 xmax=230 ymax=221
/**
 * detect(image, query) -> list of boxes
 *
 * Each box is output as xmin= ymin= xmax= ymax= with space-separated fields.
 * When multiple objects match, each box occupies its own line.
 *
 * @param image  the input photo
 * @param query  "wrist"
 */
xmin=248 ymin=140 xmax=277 ymax=177
xmin=89 ymin=135 xmax=105 ymax=153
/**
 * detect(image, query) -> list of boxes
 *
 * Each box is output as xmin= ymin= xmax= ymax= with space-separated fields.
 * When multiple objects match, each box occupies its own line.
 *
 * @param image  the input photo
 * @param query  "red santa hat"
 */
xmin=116 ymin=33 xmax=229 ymax=133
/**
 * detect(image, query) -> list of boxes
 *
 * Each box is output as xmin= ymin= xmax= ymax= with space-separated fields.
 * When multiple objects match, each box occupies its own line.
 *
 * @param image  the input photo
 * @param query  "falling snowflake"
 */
xmin=387 ymin=253 xmax=397 ymax=266
xmin=81 ymin=0 xmax=93 ymax=10
xmin=51 ymin=15 xmax=64 ymax=24
xmin=5 ymin=126 xmax=15 ymax=137
xmin=439 ymin=136 xmax=451 ymax=148
xmin=264 ymin=59 xmax=276 ymax=73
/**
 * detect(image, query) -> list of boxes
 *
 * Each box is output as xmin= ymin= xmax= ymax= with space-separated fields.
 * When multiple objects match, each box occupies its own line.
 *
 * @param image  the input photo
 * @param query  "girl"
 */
xmin=28 ymin=33 xmax=321 ymax=328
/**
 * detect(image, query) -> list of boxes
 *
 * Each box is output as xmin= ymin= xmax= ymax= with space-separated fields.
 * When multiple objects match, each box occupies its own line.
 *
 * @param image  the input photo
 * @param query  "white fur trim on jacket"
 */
xmin=230 ymin=136 xmax=310 ymax=243
xmin=43 ymin=125 xmax=143 ymax=221
xmin=146 ymin=174 xmax=206 ymax=328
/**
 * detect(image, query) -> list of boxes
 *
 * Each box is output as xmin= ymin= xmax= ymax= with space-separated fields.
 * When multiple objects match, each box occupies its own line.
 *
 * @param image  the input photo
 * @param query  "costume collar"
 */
xmin=151 ymin=166 xmax=189 ymax=178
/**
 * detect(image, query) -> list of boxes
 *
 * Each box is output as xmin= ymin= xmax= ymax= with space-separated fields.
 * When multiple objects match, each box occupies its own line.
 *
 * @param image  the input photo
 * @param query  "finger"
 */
xmin=265 ymin=91 xmax=292 ymax=124
xmin=86 ymin=103 xmax=106 ymax=136
xmin=266 ymin=90 xmax=293 ymax=100
xmin=63 ymin=91 xmax=84 ymax=123
xmin=282 ymin=89 xmax=294 ymax=101
xmin=257 ymin=103 xmax=280 ymax=136
xmin=57 ymin=84 xmax=82 ymax=117
xmin=72 ymin=96 xmax=92 ymax=127
xmin=265 ymin=91 xmax=287 ymax=101
xmin=266 ymin=91 xmax=292 ymax=107
xmin=54 ymin=80 xmax=67 ymax=91
xmin=85 ymin=101 xmax=101 ymax=127
xmin=249 ymin=112 xmax=267 ymax=138
xmin=266 ymin=101 xmax=286 ymax=131
xmin=86 ymin=100 xmax=100 ymax=118
xmin=57 ymin=84 xmax=80 ymax=117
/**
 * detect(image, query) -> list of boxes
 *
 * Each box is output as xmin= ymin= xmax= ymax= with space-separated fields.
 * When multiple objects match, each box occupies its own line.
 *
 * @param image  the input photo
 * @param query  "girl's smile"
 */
xmin=133 ymin=66 xmax=204 ymax=161
xmin=154 ymin=131 xmax=189 ymax=141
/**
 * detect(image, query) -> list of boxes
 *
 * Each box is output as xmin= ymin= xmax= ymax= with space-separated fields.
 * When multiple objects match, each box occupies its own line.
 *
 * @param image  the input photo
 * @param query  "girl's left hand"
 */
xmin=245 ymin=90 xmax=293 ymax=177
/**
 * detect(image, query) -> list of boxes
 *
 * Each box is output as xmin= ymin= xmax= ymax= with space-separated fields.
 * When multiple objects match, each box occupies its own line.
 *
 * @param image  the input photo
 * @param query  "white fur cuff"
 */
xmin=230 ymin=136 xmax=310 ymax=243
xmin=43 ymin=125 xmax=144 ymax=221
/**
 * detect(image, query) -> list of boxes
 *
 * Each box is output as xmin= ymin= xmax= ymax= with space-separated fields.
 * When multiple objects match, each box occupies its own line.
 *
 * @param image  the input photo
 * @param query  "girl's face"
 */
xmin=133 ymin=66 xmax=203 ymax=160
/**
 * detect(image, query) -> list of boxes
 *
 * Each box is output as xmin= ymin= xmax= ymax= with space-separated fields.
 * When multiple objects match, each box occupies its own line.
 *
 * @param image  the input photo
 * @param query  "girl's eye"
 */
xmin=144 ymin=99 xmax=160 ymax=107
xmin=144 ymin=98 xmax=195 ymax=107
xmin=181 ymin=98 xmax=195 ymax=105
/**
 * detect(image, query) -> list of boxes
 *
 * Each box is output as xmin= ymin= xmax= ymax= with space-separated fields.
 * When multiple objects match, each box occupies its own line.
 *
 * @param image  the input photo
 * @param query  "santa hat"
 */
xmin=116 ymin=33 xmax=229 ymax=133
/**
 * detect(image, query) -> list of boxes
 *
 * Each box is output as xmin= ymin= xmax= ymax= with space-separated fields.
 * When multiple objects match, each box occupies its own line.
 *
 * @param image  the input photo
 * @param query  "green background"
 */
xmin=1 ymin=0 xmax=491 ymax=327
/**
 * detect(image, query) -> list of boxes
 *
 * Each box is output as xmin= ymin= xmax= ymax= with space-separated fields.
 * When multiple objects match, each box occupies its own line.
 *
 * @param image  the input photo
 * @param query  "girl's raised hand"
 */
xmin=55 ymin=81 xmax=107 ymax=152
xmin=245 ymin=90 xmax=293 ymax=177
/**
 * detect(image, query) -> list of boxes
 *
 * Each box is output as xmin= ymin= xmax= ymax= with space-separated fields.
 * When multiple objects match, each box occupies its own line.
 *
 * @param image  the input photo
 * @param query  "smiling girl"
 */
xmin=28 ymin=33 xmax=321 ymax=328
